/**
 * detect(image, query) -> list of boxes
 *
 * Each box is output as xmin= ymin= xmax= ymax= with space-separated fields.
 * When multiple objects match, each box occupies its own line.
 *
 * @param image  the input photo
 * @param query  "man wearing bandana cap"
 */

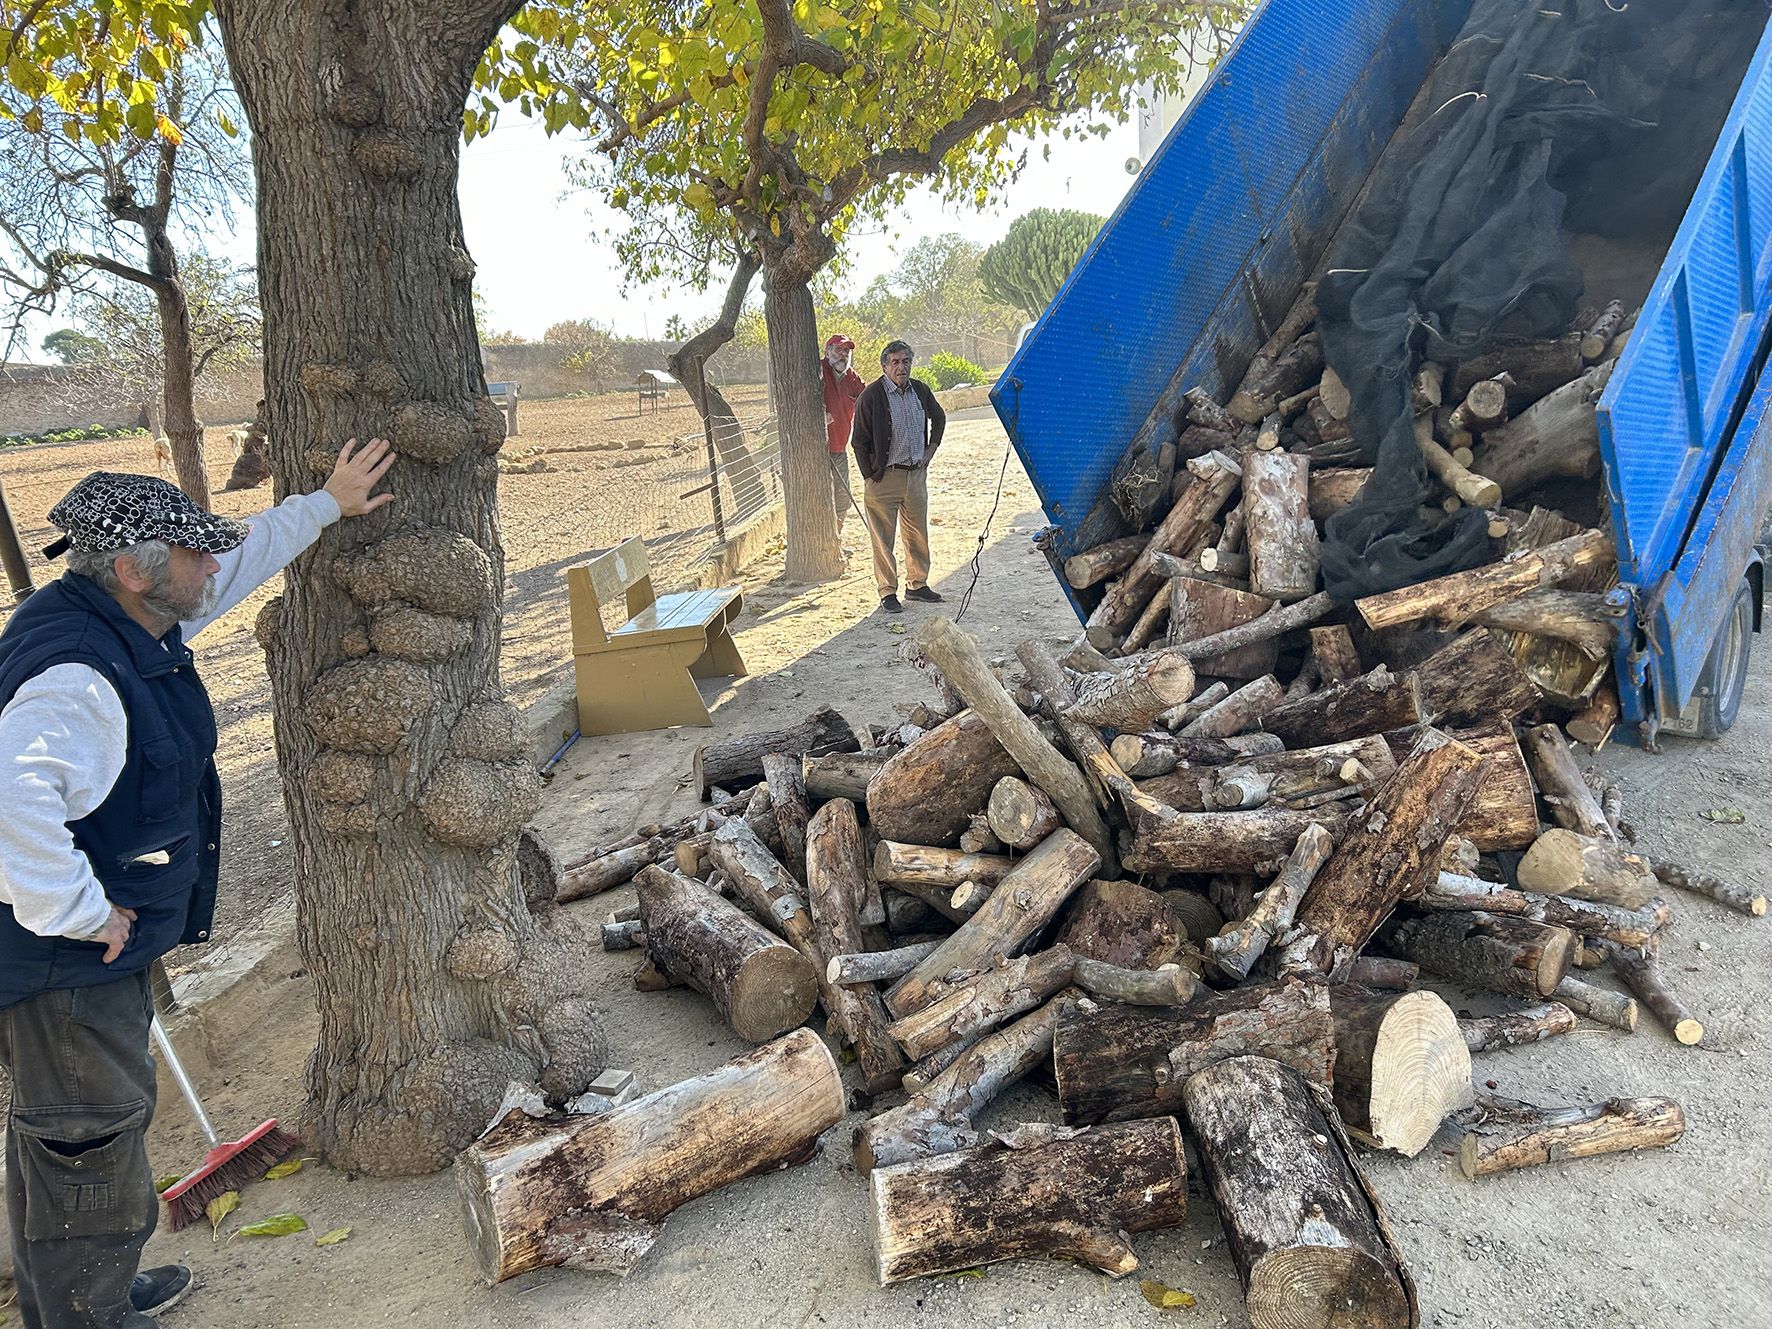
xmin=820 ymin=333 xmax=864 ymax=543
xmin=0 ymin=439 xmax=394 ymax=1328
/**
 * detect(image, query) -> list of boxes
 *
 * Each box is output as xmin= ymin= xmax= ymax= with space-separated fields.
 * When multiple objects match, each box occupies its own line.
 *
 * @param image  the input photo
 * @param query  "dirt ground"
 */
xmin=32 ymin=417 xmax=1748 ymax=1329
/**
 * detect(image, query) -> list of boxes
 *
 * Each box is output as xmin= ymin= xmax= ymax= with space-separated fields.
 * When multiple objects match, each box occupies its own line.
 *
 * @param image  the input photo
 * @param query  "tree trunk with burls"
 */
xmin=215 ymin=0 xmax=607 ymax=1174
xmin=763 ymin=259 xmax=843 ymax=582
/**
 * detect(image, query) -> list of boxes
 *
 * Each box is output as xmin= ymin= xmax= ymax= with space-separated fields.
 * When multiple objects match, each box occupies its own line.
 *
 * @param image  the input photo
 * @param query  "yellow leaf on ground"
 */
xmin=1139 ymin=1279 xmax=1197 ymax=1310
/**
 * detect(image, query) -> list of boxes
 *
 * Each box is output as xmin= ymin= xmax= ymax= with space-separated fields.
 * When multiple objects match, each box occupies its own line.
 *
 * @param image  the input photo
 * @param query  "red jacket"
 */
xmin=822 ymin=360 xmax=865 ymax=453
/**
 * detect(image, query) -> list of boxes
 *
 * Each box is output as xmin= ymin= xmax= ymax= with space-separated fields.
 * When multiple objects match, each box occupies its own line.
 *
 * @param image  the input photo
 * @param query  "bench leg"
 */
xmin=691 ymin=625 xmax=748 ymax=680
xmin=576 ymin=645 xmax=712 ymax=735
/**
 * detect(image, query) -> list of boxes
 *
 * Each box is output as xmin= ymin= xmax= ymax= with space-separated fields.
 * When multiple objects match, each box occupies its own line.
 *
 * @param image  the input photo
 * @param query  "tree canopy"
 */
xmin=979 ymin=206 xmax=1104 ymax=315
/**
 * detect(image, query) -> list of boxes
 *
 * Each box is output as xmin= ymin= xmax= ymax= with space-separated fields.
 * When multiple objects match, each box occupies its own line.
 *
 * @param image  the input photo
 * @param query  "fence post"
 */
xmin=0 ymin=479 xmax=34 ymax=603
xmin=703 ymin=411 xmax=727 ymax=544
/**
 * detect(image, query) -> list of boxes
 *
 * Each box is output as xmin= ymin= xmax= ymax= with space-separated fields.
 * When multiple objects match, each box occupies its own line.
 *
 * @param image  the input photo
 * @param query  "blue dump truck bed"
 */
xmin=994 ymin=0 xmax=1772 ymax=745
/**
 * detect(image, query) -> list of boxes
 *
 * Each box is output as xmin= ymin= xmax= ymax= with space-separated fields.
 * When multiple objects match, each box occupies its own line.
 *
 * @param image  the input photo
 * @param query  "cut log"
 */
xmin=1207 ymin=768 xmax=1274 ymax=810
xmin=1146 ymin=549 xmax=1251 ymax=591
xmin=1343 ymin=957 xmax=1420 ymax=990
xmin=693 ymin=706 xmax=859 ymax=801
xmin=1458 ymin=1093 xmax=1685 ymax=1180
xmin=1447 ymin=377 xmax=1510 ymax=436
xmin=1087 ymin=451 xmax=1241 ymax=639
xmin=985 ymin=776 xmax=1062 ymax=850
xmin=1307 ymin=466 xmax=1372 ymax=524
xmin=1284 ymin=729 xmax=1488 ymax=976
xmin=1581 ymin=300 xmax=1626 ymax=361
xmin=1057 ymin=878 xmax=1189 ymax=970
xmin=1063 ymin=653 xmax=1196 ymax=730
xmin=1232 ymin=330 xmax=1325 ymax=424
xmin=456 ymin=1028 xmax=844 ymax=1282
xmin=1649 ymin=858 xmax=1768 ymax=918
xmin=1016 ymin=640 xmax=1141 ymax=815
xmin=1262 ymin=665 xmax=1423 ymax=747
xmin=1185 ymin=384 xmax=1239 ymax=434
xmin=1417 ymin=412 xmax=1502 ymax=508
xmin=806 ymin=800 xmax=907 ymax=1087
xmin=1167 ymin=577 xmax=1281 ymax=678
xmin=1516 ymin=829 xmax=1657 ymax=909
xmin=602 ymin=919 xmax=645 ymax=951
xmin=1180 ymin=674 xmax=1286 ymax=738
xmin=855 ymin=997 xmax=1065 ymax=1174
xmin=1124 ymin=806 xmax=1350 ymax=876
xmin=1424 ymin=872 xmax=1666 ymax=949
xmin=885 ymin=830 xmax=1100 ymax=1018
xmin=1120 ymin=576 xmax=1176 ymax=652
xmin=947 ymin=879 xmax=991 ymax=915
xmin=1197 ymin=545 xmax=1249 ymax=575
xmin=1452 ymin=333 xmax=1586 ymax=404
xmin=1521 ymin=723 xmax=1616 ymax=841
xmin=1459 ymin=1002 xmax=1578 ymax=1053
xmin=1162 ymin=889 xmax=1224 ymax=945
xmin=1182 ymin=1056 xmax=1417 ymax=1329
xmin=1471 ymin=361 xmax=1614 ymax=498
xmin=1207 ymin=822 xmax=1336 ymax=981
xmin=1383 ymin=912 xmax=1574 ymax=999
xmin=865 ymin=709 xmax=1019 ymax=849
xmin=958 ymin=813 xmax=1004 ymax=856
xmin=917 ymin=618 xmax=1114 ymax=868
xmin=1471 ymin=591 xmax=1617 ymax=661
xmin=1054 ymin=977 xmax=1335 ymax=1125
xmin=870 ymin=1118 xmax=1188 ymax=1284
xmin=1064 ymin=535 xmax=1148 ymax=590
xmin=1072 ymin=958 xmax=1196 ymax=1006
xmin=1566 ymin=681 xmax=1621 ymax=747
xmin=1319 ymin=364 xmax=1351 ymax=419
xmin=558 ymin=839 xmax=662 ymax=905
xmin=1233 ymin=735 xmax=1399 ymax=807
xmin=1309 ymin=624 xmax=1362 ymax=684
xmin=873 ymin=842 xmax=1015 ymax=892
xmin=762 ymin=753 xmax=810 ymax=882
xmin=1110 ymin=729 xmax=1282 ymax=778
xmin=1328 ymin=986 xmax=1473 ymax=1156
xmin=803 ymin=751 xmax=889 ymax=803
xmin=1609 ymin=945 xmax=1704 ymax=1045
xmin=1241 ymin=450 xmax=1321 ymax=602
xmin=887 ymin=947 xmax=1077 ymax=1061
xmin=1553 ymin=974 xmax=1638 ymax=1031
xmin=1413 ymin=629 xmax=1542 ymax=726
xmin=633 ymin=866 xmax=818 ymax=1042
xmin=1355 ymin=530 xmax=1613 ymax=631
xmin=1113 ymin=439 xmax=1177 ymax=530
xmin=827 ymin=941 xmax=945 ymax=987
xmin=1171 ymin=593 xmax=1336 ymax=667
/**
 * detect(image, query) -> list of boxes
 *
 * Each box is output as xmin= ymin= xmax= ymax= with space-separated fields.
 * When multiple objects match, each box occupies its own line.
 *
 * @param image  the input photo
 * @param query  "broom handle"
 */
xmin=150 ymin=1014 xmax=221 ymax=1150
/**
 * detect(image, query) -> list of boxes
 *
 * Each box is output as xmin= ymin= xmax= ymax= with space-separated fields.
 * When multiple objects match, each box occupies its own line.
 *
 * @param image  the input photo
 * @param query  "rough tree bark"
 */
xmin=215 ymin=0 xmax=607 ymax=1172
xmin=763 ymin=248 xmax=843 ymax=581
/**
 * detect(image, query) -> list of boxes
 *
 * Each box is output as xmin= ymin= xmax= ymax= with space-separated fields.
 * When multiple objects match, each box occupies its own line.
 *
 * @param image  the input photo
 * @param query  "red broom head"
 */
xmin=160 ymin=1120 xmax=300 ymax=1231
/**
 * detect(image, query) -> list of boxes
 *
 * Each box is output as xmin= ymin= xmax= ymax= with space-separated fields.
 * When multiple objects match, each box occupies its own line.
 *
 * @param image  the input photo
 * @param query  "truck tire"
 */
xmin=1690 ymin=576 xmax=1754 ymax=739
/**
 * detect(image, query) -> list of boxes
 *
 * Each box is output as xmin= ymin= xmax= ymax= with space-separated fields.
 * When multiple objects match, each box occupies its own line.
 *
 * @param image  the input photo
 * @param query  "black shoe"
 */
xmin=905 ymin=586 xmax=944 ymax=603
xmin=878 ymin=595 xmax=903 ymax=614
xmin=132 ymin=1265 xmax=193 ymax=1317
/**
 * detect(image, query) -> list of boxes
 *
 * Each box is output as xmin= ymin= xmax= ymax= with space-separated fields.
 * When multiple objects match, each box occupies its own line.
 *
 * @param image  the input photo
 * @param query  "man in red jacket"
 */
xmin=821 ymin=333 xmax=864 ymax=542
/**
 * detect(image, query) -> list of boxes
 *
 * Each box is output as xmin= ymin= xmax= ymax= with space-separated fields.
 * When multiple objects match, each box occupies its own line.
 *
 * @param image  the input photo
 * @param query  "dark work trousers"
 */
xmin=1 ymin=972 xmax=159 ymax=1329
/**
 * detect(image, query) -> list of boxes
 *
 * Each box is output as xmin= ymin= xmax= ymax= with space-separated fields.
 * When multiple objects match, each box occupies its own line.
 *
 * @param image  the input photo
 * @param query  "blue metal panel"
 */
xmin=1598 ymin=23 xmax=1772 ymax=599
xmin=991 ymin=0 xmax=1472 ymax=566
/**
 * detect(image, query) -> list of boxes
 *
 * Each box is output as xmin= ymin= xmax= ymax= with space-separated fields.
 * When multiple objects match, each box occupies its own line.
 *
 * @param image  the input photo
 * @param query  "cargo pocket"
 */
xmin=10 ymin=1100 xmax=154 ymax=1240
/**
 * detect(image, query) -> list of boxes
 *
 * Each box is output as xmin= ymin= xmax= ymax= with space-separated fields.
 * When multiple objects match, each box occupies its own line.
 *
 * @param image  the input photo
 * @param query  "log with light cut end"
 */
xmin=885 ymin=830 xmax=1100 ymax=1019
xmin=1424 ymin=872 xmax=1666 ymax=949
xmin=802 ymin=750 xmax=888 ymax=803
xmin=1354 ymin=529 xmax=1613 ymax=631
xmin=1124 ymin=806 xmax=1351 ymax=876
xmin=1172 ymin=592 xmax=1336 ymax=666
xmin=958 ymin=813 xmax=1003 ymax=856
xmin=1459 ymin=1002 xmax=1578 ymax=1054
xmin=985 ymin=776 xmax=1061 ymax=850
xmin=1235 ymin=735 xmax=1399 ymax=807
xmin=558 ymin=838 xmax=662 ymax=905
xmin=634 ymin=866 xmax=818 ymax=1043
xmin=1447 ymin=377 xmax=1510 ymax=435
xmin=865 ymin=709 xmax=1019 ymax=849
xmin=456 ymin=1028 xmax=844 ymax=1282
xmin=887 ymin=947 xmax=1077 ymax=1061
xmin=1418 ymin=412 xmax=1503 ymax=508
xmin=1072 ymin=958 xmax=1197 ymax=1006
xmin=870 ymin=1118 xmax=1189 ymax=1285
xmin=1197 ymin=545 xmax=1250 ymax=575
xmin=827 ymin=941 xmax=945 ymax=988
xmin=1109 ymin=729 xmax=1279 ymax=778
xmin=1207 ymin=768 xmax=1274 ymax=810
xmin=872 ymin=841 xmax=1014 ymax=892
xmin=1580 ymin=300 xmax=1626 ymax=362
xmin=1458 ymin=1093 xmax=1685 ymax=1180
xmin=1183 ymin=1056 xmax=1417 ymax=1329
xmin=1453 ymin=332 xmax=1585 ymax=402
xmin=1054 ymin=978 xmax=1335 ymax=1125
xmin=1428 ymin=721 xmax=1541 ymax=853
xmin=1064 ymin=535 xmax=1147 ymax=590
xmin=1157 ymin=679 xmax=1231 ymax=730
xmin=1207 ymin=822 xmax=1335 ymax=981
xmin=1185 ymin=384 xmax=1239 ymax=434
xmin=1180 ymin=674 xmax=1286 ymax=738
xmin=761 ymin=752 xmax=810 ymax=882
xmin=1329 ymin=987 xmax=1474 ymax=1157
xmin=694 ymin=706 xmax=859 ymax=801
xmin=602 ymin=919 xmax=645 ymax=951
xmin=1516 ymin=829 xmax=1658 ymax=909
xmin=1231 ymin=328 xmax=1324 ymax=423
xmin=1649 ymin=858 xmax=1767 ymax=918
xmin=1472 ymin=360 xmax=1614 ymax=499
xmin=1262 ymin=665 xmax=1423 ymax=747
xmin=1145 ymin=549 xmax=1250 ymax=592
xmin=1384 ymin=911 xmax=1574 ymax=999
xmin=1566 ymin=681 xmax=1621 ymax=747
xmin=1521 ymin=723 xmax=1616 ymax=841
xmin=1063 ymin=652 xmax=1196 ymax=731
xmin=1241 ymin=450 xmax=1321 ymax=603
xmin=1553 ymin=974 xmax=1638 ymax=1030
xmin=1609 ymin=944 xmax=1704 ymax=1046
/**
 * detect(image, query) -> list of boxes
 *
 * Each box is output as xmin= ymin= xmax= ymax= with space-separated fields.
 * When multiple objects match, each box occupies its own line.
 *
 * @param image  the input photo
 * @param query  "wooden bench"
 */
xmin=567 ymin=537 xmax=747 ymax=735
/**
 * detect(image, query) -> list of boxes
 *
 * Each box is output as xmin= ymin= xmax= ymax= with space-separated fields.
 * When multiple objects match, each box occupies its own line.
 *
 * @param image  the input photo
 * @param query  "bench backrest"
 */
xmin=567 ymin=536 xmax=655 ymax=648
xmin=488 ymin=381 xmax=518 ymax=399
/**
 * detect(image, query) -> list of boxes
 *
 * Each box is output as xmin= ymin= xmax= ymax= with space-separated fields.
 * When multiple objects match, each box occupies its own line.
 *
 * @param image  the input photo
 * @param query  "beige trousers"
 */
xmin=863 ymin=465 xmax=931 ymax=599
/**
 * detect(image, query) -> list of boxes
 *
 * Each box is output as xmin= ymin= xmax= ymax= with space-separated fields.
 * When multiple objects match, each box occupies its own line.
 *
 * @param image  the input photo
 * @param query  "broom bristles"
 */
xmin=161 ymin=1122 xmax=300 ymax=1231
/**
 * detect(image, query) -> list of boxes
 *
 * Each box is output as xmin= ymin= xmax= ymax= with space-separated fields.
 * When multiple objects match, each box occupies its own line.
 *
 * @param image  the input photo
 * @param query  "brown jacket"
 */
xmin=849 ymin=376 xmax=946 ymax=483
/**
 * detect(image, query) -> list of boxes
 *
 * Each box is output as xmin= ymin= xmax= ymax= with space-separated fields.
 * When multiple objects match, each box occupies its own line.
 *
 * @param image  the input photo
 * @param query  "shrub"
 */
xmin=924 ymin=351 xmax=990 ymax=391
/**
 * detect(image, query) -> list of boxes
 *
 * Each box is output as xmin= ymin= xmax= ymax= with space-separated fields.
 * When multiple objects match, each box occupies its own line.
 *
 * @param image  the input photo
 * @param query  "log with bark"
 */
xmin=693 ymin=706 xmax=859 ymax=800
xmin=1417 ymin=411 xmax=1502 ymax=507
xmin=1423 ymin=872 xmax=1667 ymax=949
xmin=1064 ymin=535 xmax=1148 ymax=590
xmin=1241 ymin=450 xmax=1321 ymax=602
xmin=1057 ymin=878 xmax=1190 ymax=970
xmin=958 ymin=814 xmax=1004 ymax=856
xmin=1471 ymin=590 xmax=1617 ymax=660
xmin=1566 ymin=679 xmax=1622 ymax=746
xmin=1110 ymin=729 xmax=1283 ymax=778
xmin=1309 ymin=624 xmax=1363 ymax=684
xmin=1283 ymin=729 xmax=1487 ymax=977
xmin=1183 ymin=1056 xmax=1417 ymax=1329
xmin=1231 ymin=330 xmax=1325 ymax=424
xmin=762 ymin=752 xmax=810 ymax=882
xmin=1234 ymin=735 xmax=1400 ymax=807
xmin=1452 ymin=333 xmax=1586 ymax=404
xmin=984 ymin=775 xmax=1061 ymax=849
xmin=1383 ymin=912 xmax=1574 ymax=1000
xmin=455 ymin=1028 xmax=844 ymax=1281
xmin=827 ymin=941 xmax=944 ymax=987
xmin=1516 ymin=829 xmax=1658 ymax=909
xmin=1521 ymin=723 xmax=1616 ymax=841
xmin=1609 ymin=944 xmax=1704 ymax=1045
xmin=1207 ymin=823 xmax=1336 ymax=981
xmin=1328 ymin=986 xmax=1474 ymax=1156
xmin=1649 ymin=857 xmax=1768 ymax=918
xmin=1459 ymin=1002 xmax=1578 ymax=1053
xmin=870 ymin=1118 xmax=1189 ymax=1284
xmin=1180 ymin=674 xmax=1287 ymax=738
xmin=1354 ymin=529 xmax=1613 ymax=631
xmin=1471 ymin=361 xmax=1613 ymax=498
xmin=873 ymin=841 xmax=1015 ymax=893
xmin=557 ymin=838 xmax=663 ymax=905
xmin=1307 ymin=466 xmax=1373 ymax=524
xmin=633 ymin=866 xmax=819 ymax=1042
xmin=1124 ymin=805 xmax=1351 ymax=876
xmin=1171 ymin=592 xmax=1336 ymax=667
xmin=1457 ymin=1093 xmax=1685 ymax=1179
xmin=887 ymin=947 xmax=1078 ymax=1061
xmin=1165 ymin=577 xmax=1281 ymax=678
xmin=865 ymin=709 xmax=1019 ymax=849
xmin=884 ymin=830 xmax=1100 ymax=1018
xmin=1413 ymin=629 xmax=1542 ymax=726
xmin=1054 ymin=977 xmax=1335 ymax=1125
xmin=1064 ymin=653 xmax=1196 ymax=730
xmin=1163 ymin=889 xmax=1226 ymax=945
xmin=1262 ymin=665 xmax=1424 ymax=747
xmin=803 ymin=751 xmax=889 ymax=803
xmin=1229 ymin=287 xmax=1320 ymax=422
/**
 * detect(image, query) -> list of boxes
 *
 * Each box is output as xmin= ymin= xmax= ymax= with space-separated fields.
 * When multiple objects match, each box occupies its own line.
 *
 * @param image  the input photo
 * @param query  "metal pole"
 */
xmin=0 ymin=478 xmax=35 ymax=603
xmin=704 ymin=409 xmax=728 ymax=543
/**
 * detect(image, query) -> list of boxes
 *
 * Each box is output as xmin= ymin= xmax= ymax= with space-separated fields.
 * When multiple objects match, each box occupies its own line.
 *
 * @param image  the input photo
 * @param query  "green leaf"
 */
xmin=1139 ymin=1279 xmax=1197 ymax=1310
xmin=1700 ymin=808 xmax=1747 ymax=824
xmin=314 ymin=1227 xmax=353 ymax=1247
xmin=206 ymin=1191 xmax=239 ymax=1232
xmin=230 ymin=1213 xmax=309 ymax=1241
xmin=263 ymin=1159 xmax=304 ymax=1180
xmin=155 ymin=1175 xmax=183 ymax=1194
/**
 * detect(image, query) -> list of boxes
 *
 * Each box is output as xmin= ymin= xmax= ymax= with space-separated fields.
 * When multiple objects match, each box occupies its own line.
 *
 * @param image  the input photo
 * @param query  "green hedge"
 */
xmin=2 ymin=424 xmax=146 ymax=449
xmin=924 ymin=351 xmax=991 ymax=391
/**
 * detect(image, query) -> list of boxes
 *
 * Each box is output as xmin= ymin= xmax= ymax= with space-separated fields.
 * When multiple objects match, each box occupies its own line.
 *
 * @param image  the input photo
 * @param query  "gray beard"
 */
xmin=142 ymin=575 xmax=217 ymax=630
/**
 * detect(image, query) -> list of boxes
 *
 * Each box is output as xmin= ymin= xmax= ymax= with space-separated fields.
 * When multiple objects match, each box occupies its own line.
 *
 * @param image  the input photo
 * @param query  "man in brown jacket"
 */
xmin=850 ymin=340 xmax=946 ymax=614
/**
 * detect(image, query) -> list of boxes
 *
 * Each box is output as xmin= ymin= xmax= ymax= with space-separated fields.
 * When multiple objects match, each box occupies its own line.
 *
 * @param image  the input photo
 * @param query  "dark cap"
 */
xmin=44 ymin=472 xmax=251 ymax=560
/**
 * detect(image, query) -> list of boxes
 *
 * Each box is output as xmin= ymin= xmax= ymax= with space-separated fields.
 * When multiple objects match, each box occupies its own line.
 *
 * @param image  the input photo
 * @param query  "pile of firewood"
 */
xmin=452 ymin=308 xmax=1767 ymax=1322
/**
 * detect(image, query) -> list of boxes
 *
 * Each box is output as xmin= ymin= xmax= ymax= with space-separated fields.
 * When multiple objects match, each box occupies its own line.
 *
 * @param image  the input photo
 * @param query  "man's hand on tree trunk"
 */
xmin=325 ymin=437 xmax=398 ymax=517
